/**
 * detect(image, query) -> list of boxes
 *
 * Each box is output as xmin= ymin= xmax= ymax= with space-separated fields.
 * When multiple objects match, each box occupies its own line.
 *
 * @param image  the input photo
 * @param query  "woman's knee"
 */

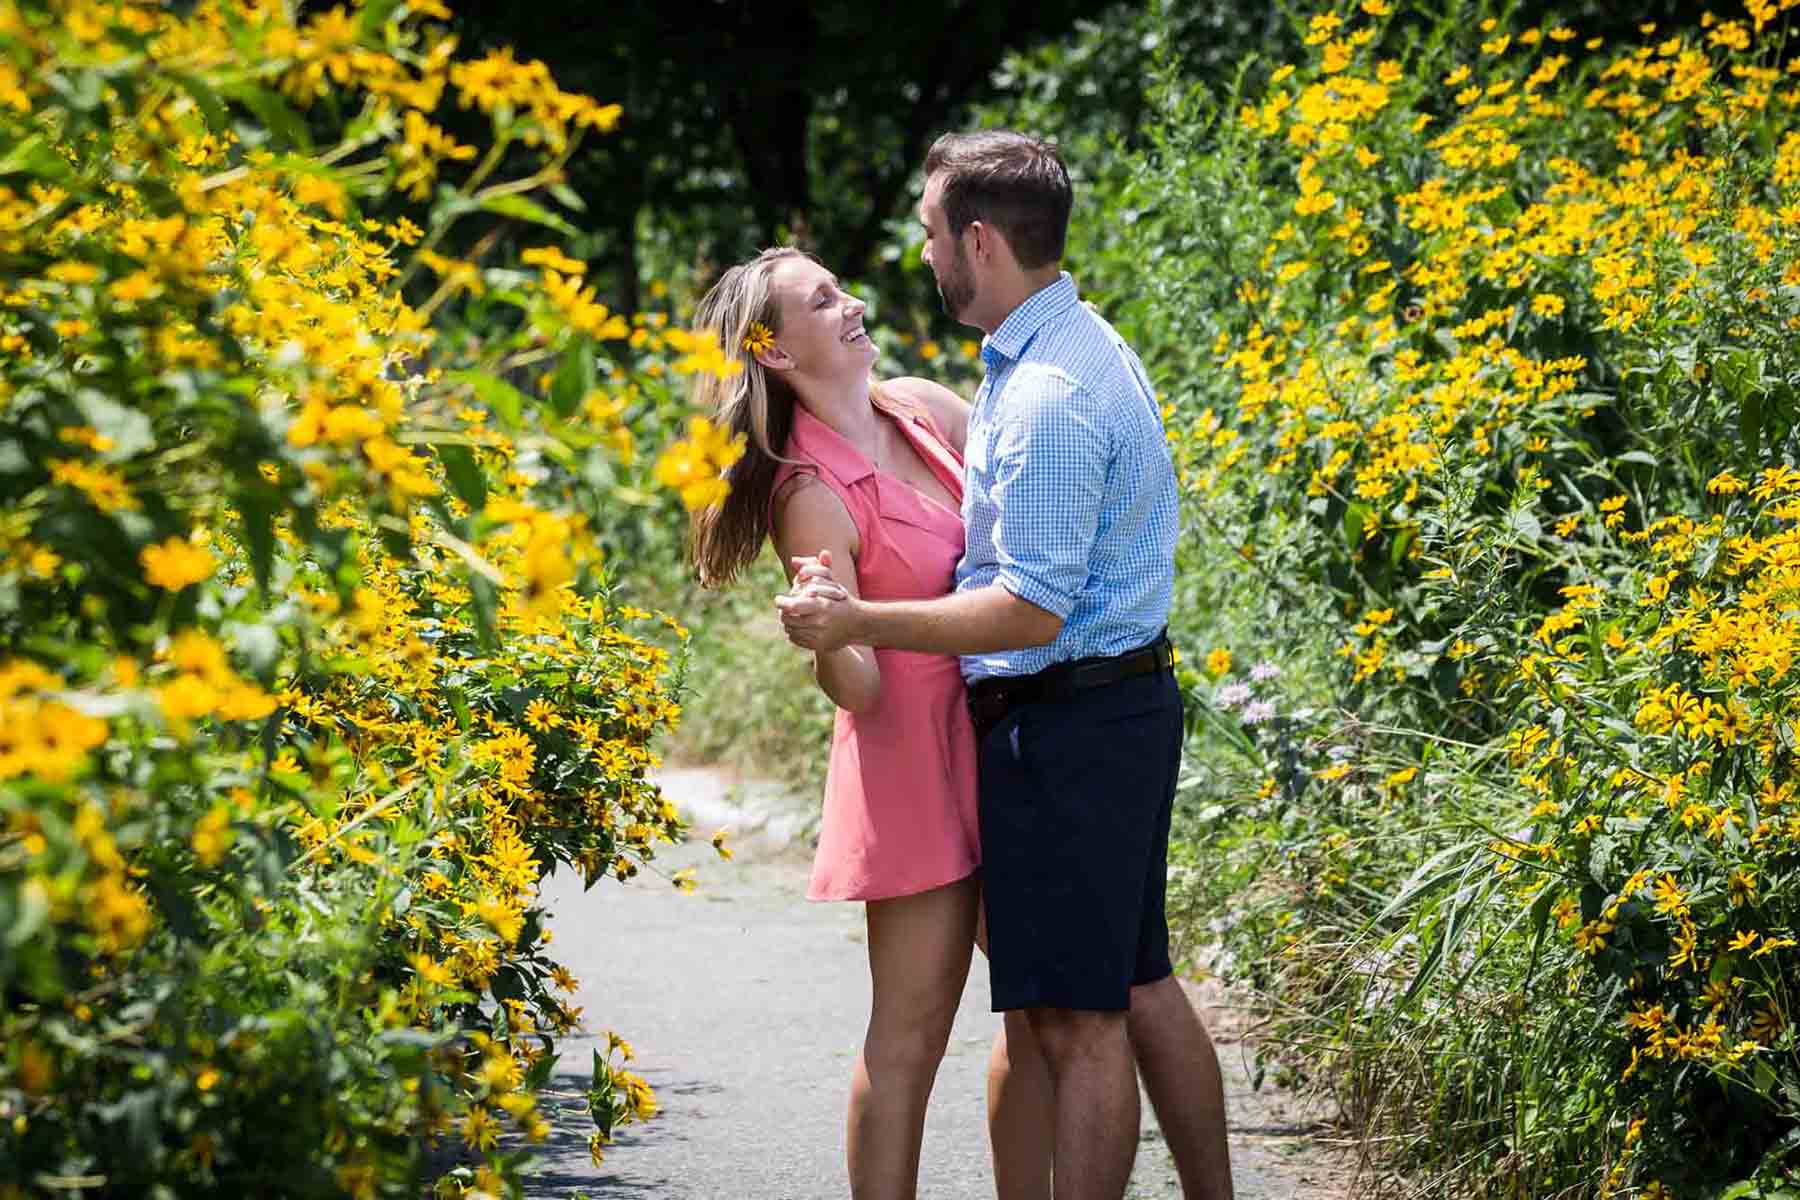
xmin=863 ymin=1015 xmax=952 ymax=1079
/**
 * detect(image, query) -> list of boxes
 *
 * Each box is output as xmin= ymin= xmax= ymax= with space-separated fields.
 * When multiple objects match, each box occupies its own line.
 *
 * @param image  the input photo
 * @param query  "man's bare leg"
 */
xmin=989 ymin=982 xmax=1235 ymax=1200
xmin=1128 ymin=975 xmax=1233 ymax=1200
xmin=1024 ymin=1008 xmax=1137 ymax=1200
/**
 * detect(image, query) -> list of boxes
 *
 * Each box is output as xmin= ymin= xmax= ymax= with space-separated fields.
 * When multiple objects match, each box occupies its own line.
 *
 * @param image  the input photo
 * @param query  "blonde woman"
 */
xmin=689 ymin=247 xmax=991 ymax=1199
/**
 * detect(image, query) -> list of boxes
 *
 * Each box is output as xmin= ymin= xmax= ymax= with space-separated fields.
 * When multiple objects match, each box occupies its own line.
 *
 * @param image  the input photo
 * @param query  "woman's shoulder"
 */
xmin=883 ymin=375 xmax=968 ymax=415
xmin=881 ymin=376 xmax=970 ymax=450
xmin=770 ymin=469 xmax=861 ymax=559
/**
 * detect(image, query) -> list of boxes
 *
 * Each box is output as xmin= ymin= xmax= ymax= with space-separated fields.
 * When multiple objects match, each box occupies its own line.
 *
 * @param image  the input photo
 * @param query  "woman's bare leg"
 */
xmin=988 ymin=1013 xmax=1055 ymax=1200
xmin=849 ymin=874 xmax=980 ymax=1200
xmin=978 ymin=903 xmax=1055 ymax=1200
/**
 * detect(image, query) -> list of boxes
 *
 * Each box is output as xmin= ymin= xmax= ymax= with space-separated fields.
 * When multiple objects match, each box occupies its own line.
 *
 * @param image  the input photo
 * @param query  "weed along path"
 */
xmin=522 ymin=768 xmax=1350 ymax=1199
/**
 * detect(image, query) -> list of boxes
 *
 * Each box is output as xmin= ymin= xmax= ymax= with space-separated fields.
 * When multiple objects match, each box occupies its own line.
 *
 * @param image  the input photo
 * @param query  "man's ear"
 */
xmin=966 ymin=218 xmax=990 ymax=264
xmin=968 ymin=219 xmax=1011 ymax=269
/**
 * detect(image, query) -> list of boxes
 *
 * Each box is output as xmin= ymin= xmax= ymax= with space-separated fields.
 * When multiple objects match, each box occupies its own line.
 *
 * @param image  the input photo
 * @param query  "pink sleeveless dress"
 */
xmin=774 ymin=403 xmax=981 ymax=901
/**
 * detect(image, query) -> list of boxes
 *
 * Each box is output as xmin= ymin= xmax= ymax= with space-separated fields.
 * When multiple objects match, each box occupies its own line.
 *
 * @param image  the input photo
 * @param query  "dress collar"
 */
xmin=788 ymin=403 xmax=874 ymax=486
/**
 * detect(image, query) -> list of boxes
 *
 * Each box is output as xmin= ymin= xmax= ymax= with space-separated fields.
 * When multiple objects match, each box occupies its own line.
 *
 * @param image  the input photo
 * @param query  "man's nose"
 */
xmin=845 ymin=296 xmax=866 ymax=318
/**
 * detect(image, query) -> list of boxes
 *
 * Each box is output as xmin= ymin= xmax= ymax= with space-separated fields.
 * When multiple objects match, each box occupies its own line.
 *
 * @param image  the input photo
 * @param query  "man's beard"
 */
xmin=936 ymin=245 xmax=976 ymax=321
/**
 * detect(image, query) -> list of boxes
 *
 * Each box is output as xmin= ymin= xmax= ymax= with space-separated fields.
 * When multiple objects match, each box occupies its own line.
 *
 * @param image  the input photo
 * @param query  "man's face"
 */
xmin=919 ymin=174 xmax=977 ymax=324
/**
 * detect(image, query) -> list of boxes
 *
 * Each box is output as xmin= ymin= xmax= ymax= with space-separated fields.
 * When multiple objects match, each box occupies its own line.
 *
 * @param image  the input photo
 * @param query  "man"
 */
xmin=777 ymin=130 xmax=1232 ymax=1200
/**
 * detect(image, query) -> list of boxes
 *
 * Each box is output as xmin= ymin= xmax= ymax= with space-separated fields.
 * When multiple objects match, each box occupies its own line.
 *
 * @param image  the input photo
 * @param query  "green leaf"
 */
xmin=548 ymin=182 xmax=588 ymax=212
xmin=239 ymin=486 xmax=279 ymax=595
xmin=489 ymin=964 xmax=526 ymax=1003
xmin=436 ymin=443 xmax=487 ymax=510
xmin=72 ymin=388 xmax=154 ymax=459
xmin=1389 ymin=526 xmax=1415 ymax=568
xmin=0 ymin=135 xmax=73 ymax=183
xmin=550 ymin=342 xmax=596 ymax=419
xmin=447 ymin=370 xmax=530 ymax=429
xmin=525 ymin=1049 xmax=561 ymax=1092
xmin=3 ymin=873 xmax=49 ymax=949
xmin=1741 ymin=386 xmax=1765 ymax=458
xmin=1343 ymin=501 xmax=1369 ymax=548
xmin=468 ymin=572 xmax=499 ymax=650
xmin=447 ymin=686 xmax=471 ymax=731
xmin=170 ymin=71 xmax=228 ymax=132
xmin=144 ymin=865 xmax=202 ymax=941
xmin=221 ymin=83 xmax=314 ymax=152
xmin=358 ymin=0 xmax=404 ymax=36
xmin=479 ymin=193 xmax=580 ymax=238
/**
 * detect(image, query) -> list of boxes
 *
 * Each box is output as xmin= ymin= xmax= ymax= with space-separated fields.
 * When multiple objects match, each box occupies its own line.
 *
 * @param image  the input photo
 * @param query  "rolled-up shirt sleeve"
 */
xmin=987 ymin=365 xmax=1108 ymax=620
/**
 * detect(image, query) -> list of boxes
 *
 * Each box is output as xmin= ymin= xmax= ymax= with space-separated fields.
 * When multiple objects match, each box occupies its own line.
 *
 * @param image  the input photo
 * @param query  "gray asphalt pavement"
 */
xmin=521 ymin=769 xmax=1351 ymax=1199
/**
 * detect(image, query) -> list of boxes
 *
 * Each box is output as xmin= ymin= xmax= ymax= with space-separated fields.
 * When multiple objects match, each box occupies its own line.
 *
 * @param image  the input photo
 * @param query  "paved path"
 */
xmin=522 ymin=769 xmax=1350 ymax=1199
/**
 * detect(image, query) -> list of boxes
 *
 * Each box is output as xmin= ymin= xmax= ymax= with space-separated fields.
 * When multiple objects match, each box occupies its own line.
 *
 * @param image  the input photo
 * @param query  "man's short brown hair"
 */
xmin=924 ymin=130 xmax=1072 ymax=270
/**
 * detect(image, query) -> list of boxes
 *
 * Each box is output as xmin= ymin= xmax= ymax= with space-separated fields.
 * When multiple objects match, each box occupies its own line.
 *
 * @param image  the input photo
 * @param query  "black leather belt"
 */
xmin=967 ymin=634 xmax=1175 ymax=740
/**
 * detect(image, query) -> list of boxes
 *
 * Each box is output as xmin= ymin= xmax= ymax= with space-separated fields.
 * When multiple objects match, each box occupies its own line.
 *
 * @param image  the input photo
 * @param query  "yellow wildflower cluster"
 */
xmin=1186 ymin=4 xmax=1800 ymax=1191
xmin=654 ymin=415 xmax=747 ymax=512
xmin=0 ymin=660 xmax=108 ymax=783
xmin=0 ymin=1 xmax=715 ymax=1192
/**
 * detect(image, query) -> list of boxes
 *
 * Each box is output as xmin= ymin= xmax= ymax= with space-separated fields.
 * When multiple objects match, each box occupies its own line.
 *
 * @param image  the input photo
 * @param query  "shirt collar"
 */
xmin=788 ymin=403 xmax=874 ymax=486
xmin=981 ymin=272 xmax=1079 ymax=366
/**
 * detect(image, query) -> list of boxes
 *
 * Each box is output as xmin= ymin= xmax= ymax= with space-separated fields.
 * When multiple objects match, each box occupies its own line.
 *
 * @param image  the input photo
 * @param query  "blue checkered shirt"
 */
xmin=956 ymin=273 xmax=1179 ymax=681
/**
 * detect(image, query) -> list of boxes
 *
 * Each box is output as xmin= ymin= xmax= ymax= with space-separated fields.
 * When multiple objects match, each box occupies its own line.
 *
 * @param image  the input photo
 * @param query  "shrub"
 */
xmin=0 ymin=1 xmax=737 ymax=1194
xmin=1121 ymin=0 xmax=1800 ymax=1194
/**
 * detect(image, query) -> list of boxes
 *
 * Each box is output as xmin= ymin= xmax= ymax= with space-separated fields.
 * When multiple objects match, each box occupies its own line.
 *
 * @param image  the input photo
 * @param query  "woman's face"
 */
xmin=764 ymin=256 xmax=876 ymax=381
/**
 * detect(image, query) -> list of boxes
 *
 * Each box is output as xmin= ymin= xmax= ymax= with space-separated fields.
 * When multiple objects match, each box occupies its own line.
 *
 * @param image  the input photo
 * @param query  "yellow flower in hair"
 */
xmin=743 ymin=321 xmax=775 ymax=355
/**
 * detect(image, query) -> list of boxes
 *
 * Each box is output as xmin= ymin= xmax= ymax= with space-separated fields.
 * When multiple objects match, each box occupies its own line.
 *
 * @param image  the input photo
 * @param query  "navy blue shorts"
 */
xmin=977 ymin=668 xmax=1182 ymax=1013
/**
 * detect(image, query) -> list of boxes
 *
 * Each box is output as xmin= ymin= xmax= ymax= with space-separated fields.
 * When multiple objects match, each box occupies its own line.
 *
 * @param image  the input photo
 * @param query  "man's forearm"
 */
xmin=847 ymin=584 xmax=1062 ymax=656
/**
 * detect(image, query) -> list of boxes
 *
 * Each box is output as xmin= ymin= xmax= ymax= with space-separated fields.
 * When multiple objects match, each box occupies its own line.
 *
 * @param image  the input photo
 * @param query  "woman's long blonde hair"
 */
xmin=689 ymin=247 xmax=810 ymax=588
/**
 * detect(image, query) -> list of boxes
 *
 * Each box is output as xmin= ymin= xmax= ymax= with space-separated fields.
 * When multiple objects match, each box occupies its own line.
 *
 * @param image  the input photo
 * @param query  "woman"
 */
xmin=688 ymin=246 xmax=993 ymax=1199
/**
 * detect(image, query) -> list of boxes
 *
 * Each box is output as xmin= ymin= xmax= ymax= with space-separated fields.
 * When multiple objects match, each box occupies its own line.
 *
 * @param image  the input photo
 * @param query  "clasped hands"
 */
xmin=775 ymin=549 xmax=856 ymax=652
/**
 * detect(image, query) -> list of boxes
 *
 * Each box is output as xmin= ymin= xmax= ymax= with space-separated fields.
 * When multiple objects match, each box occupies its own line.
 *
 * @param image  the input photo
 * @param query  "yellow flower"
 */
xmin=191 ymin=804 xmax=233 ymax=867
xmin=1707 ymin=470 xmax=1746 ymax=495
xmin=521 ymin=245 xmax=586 ymax=275
xmin=523 ymin=697 xmax=561 ymax=732
xmin=461 ymin=1105 xmax=498 ymax=1151
xmin=653 ymin=416 xmax=745 ymax=512
xmin=1651 ymin=874 xmax=1687 ymax=919
xmin=1204 ymin=648 xmax=1232 ymax=678
xmin=1729 ymin=868 xmax=1758 ymax=906
xmin=107 ymin=271 xmax=161 ymax=304
xmin=49 ymin=459 xmax=138 ymax=513
xmin=140 ymin=537 xmax=215 ymax=591
xmin=742 ymin=321 xmax=776 ymax=355
xmin=1550 ymin=895 xmax=1578 ymax=929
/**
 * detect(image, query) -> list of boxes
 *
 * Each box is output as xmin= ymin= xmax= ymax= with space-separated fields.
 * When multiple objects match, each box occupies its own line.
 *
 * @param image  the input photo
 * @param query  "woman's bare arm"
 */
xmin=771 ymin=475 xmax=881 ymax=713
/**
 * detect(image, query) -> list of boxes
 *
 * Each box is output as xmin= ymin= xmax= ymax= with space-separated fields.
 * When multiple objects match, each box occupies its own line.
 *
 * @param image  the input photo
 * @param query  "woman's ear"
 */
xmin=754 ymin=343 xmax=795 ymax=372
